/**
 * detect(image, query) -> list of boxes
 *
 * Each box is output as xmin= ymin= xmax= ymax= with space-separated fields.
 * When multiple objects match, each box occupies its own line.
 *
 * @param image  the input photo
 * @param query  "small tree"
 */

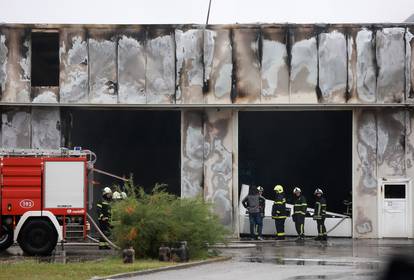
xmin=112 ymin=185 xmax=228 ymax=259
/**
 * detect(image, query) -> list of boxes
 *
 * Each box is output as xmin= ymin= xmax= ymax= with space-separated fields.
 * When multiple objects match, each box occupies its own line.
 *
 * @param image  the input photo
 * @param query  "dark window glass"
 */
xmin=31 ymin=32 xmax=59 ymax=86
xmin=384 ymin=184 xmax=406 ymax=199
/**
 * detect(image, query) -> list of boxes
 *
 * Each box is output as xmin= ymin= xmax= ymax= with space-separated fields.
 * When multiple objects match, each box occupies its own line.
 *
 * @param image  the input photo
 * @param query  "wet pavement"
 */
xmin=118 ymin=238 xmax=414 ymax=280
xmin=2 ymin=238 xmax=414 ymax=279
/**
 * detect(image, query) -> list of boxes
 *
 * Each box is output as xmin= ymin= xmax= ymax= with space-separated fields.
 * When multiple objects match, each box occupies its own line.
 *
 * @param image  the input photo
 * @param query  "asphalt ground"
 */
xmin=117 ymin=238 xmax=414 ymax=280
xmin=2 ymin=238 xmax=414 ymax=279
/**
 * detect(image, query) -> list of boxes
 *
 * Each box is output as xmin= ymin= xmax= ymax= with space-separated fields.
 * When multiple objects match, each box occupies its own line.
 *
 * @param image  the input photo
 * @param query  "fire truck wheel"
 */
xmin=18 ymin=219 xmax=58 ymax=256
xmin=0 ymin=225 xmax=14 ymax=251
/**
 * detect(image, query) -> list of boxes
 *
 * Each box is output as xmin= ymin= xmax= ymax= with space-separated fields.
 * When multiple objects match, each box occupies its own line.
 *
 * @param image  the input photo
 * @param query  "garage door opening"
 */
xmin=62 ymin=109 xmax=181 ymax=196
xmin=239 ymin=111 xmax=352 ymax=215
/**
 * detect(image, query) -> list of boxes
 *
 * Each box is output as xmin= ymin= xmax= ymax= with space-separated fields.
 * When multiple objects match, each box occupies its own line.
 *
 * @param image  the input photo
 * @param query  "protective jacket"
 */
xmin=293 ymin=195 xmax=307 ymax=216
xmin=313 ymin=196 xmax=327 ymax=220
xmin=97 ymin=199 xmax=112 ymax=222
xmin=272 ymin=193 xmax=287 ymax=219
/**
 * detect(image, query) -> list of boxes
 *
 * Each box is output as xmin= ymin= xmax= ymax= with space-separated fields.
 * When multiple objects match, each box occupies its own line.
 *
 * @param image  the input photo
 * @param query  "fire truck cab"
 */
xmin=0 ymin=148 xmax=94 ymax=256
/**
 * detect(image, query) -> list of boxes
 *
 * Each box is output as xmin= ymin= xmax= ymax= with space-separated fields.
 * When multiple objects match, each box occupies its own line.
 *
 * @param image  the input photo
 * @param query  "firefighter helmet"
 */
xmin=103 ymin=187 xmax=112 ymax=196
xmin=293 ymin=187 xmax=302 ymax=194
xmin=257 ymin=186 xmax=264 ymax=192
xmin=121 ymin=192 xmax=127 ymax=199
xmin=113 ymin=191 xmax=121 ymax=200
xmin=314 ymin=188 xmax=323 ymax=195
xmin=274 ymin=185 xmax=284 ymax=193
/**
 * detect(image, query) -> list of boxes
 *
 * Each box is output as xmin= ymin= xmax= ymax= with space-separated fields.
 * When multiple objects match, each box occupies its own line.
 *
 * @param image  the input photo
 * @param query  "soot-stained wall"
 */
xmin=180 ymin=109 xmax=234 ymax=227
xmin=238 ymin=111 xmax=352 ymax=214
xmin=1 ymin=23 xmax=414 ymax=237
xmin=354 ymin=108 xmax=414 ymax=238
xmin=1 ymin=24 xmax=413 ymax=106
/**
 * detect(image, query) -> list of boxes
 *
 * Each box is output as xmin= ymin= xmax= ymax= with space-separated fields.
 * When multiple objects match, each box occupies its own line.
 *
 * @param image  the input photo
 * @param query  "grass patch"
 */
xmin=0 ymin=257 xmax=175 ymax=280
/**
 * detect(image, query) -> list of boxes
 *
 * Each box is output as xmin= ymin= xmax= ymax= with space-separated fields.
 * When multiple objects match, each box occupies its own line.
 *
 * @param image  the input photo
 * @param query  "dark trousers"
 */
xmin=274 ymin=218 xmax=286 ymax=237
xmin=316 ymin=218 xmax=327 ymax=236
xmin=294 ymin=215 xmax=305 ymax=237
xmin=249 ymin=212 xmax=263 ymax=238
xmin=98 ymin=220 xmax=111 ymax=248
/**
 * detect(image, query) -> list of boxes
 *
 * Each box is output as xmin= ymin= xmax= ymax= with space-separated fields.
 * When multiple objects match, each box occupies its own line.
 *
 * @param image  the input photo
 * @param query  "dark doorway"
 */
xmin=62 ymin=109 xmax=181 ymax=196
xmin=239 ymin=111 xmax=352 ymax=214
xmin=31 ymin=32 xmax=60 ymax=86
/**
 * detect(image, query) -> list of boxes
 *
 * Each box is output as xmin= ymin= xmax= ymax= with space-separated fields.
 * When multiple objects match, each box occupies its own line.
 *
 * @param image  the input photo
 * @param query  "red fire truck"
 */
xmin=0 ymin=148 xmax=95 ymax=256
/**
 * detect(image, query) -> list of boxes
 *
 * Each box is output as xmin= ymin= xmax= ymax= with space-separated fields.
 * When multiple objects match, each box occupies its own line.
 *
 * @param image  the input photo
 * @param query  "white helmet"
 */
xmin=121 ymin=192 xmax=127 ymax=199
xmin=113 ymin=191 xmax=121 ymax=200
xmin=257 ymin=186 xmax=264 ymax=192
xmin=103 ymin=187 xmax=112 ymax=196
xmin=314 ymin=188 xmax=323 ymax=195
xmin=293 ymin=187 xmax=302 ymax=194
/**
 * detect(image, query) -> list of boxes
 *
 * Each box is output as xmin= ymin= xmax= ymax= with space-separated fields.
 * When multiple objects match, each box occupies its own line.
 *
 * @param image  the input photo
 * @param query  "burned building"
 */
xmin=1 ymin=23 xmax=414 ymax=239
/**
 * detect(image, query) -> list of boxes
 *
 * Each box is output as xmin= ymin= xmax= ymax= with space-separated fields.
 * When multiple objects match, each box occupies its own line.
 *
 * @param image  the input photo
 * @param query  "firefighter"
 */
xmin=272 ymin=185 xmax=287 ymax=240
xmin=112 ymin=191 xmax=121 ymax=200
xmin=121 ymin=191 xmax=127 ymax=200
xmin=242 ymin=186 xmax=265 ymax=240
xmin=292 ymin=187 xmax=307 ymax=242
xmin=313 ymin=188 xmax=327 ymax=241
xmin=97 ymin=187 xmax=113 ymax=249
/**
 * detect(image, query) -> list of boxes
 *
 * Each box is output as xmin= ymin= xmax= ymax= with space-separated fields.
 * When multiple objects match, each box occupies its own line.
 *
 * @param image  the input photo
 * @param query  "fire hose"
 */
xmin=84 ymin=167 xmax=128 ymax=250
xmin=86 ymin=213 xmax=121 ymax=250
xmin=326 ymin=216 xmax=349 ymax=234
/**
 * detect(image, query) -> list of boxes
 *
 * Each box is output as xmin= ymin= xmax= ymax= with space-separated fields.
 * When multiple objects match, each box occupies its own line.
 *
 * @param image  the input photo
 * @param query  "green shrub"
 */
xmin=112 ymin=185 xmax=228 ymax=259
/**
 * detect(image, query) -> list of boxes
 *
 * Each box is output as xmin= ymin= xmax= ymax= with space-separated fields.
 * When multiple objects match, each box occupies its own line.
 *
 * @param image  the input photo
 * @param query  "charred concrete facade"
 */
xmin=1 ymin=24 xmax=414 ymax=238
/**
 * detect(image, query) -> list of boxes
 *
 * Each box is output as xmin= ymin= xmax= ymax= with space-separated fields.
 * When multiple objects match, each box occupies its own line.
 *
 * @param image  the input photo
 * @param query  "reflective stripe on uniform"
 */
xmin=294 ymin=211 xmax=306 ymax=215
xmin=276 ymin=232 xmax=285 ymax=236
xmin=272 ymin=216 xmax=287 ymax=219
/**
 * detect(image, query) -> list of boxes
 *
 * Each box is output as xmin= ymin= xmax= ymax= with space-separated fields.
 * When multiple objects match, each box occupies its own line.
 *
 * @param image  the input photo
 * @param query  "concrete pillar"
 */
xmin=354 ymin=108 xmax=410 ymax=238
xmin=406 ymin=111 xmax=414 ymax=236
xmin=203 ymin=109 xmax=233 ymax=227
xmin=181 ymin=110 xmax=204 ymax=198
xmin=353 ymin=109 xmax=378 ymax=238
xmin=181 ymin=109 xmax=239 ymax=233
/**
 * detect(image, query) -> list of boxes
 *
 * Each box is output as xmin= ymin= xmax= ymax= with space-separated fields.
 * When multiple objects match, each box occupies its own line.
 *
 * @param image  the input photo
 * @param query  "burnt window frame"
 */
xmin=30 ymin=30 xmax=60 ymax=87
